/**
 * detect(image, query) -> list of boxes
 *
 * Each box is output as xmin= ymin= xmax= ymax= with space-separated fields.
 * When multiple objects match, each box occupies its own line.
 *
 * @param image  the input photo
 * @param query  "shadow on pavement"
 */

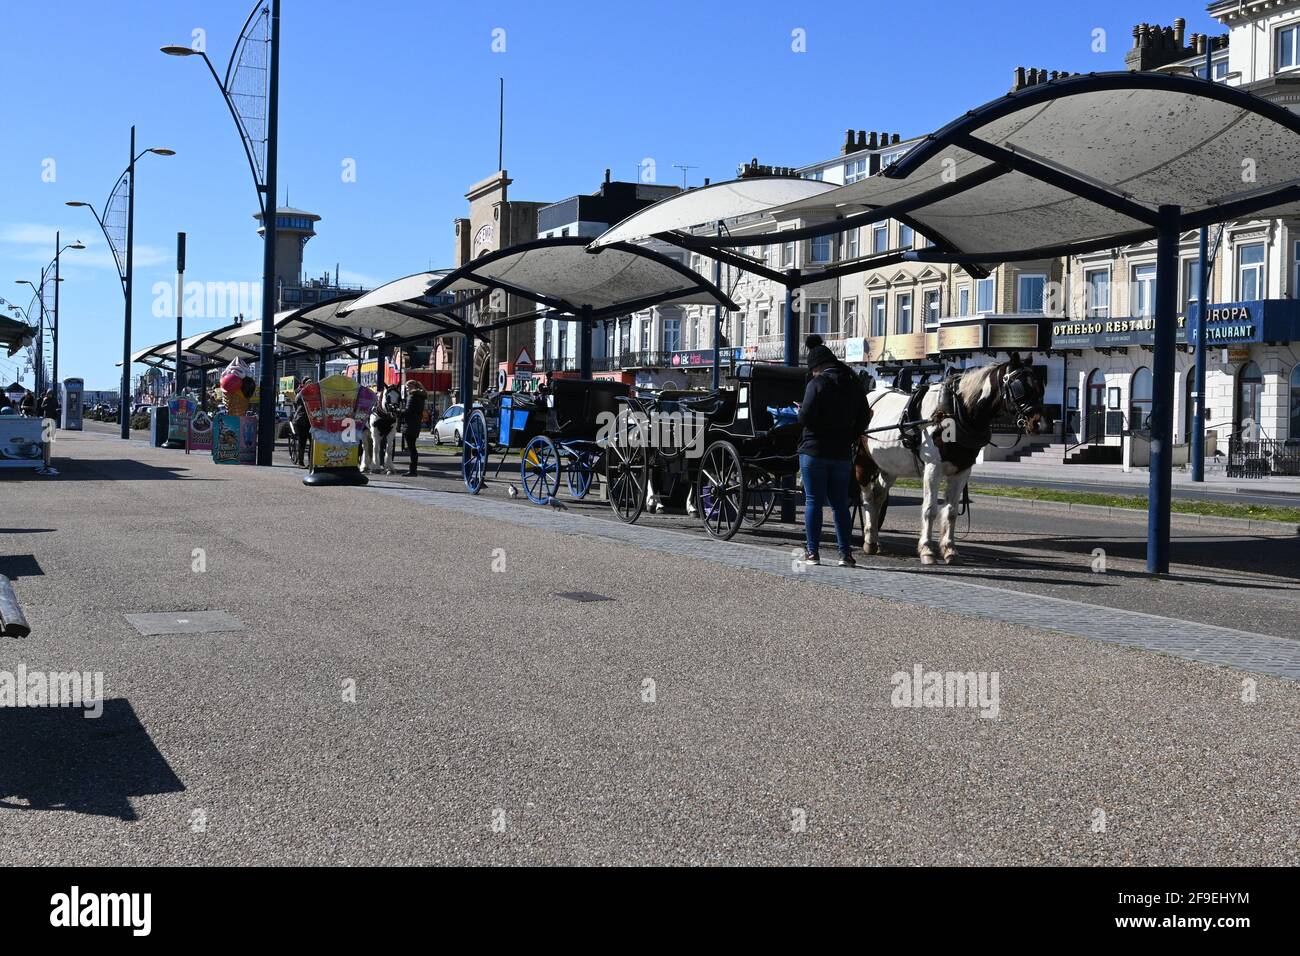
xmin=0 ymin=699 xmax=184 ymax=821
xmin=0 ymin=555 xmax=42 ymax=579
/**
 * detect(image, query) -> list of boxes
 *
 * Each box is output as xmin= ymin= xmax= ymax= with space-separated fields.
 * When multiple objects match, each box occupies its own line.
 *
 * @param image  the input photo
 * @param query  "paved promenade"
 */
xmin=1 ymin=428 xmax=1297 ymax=865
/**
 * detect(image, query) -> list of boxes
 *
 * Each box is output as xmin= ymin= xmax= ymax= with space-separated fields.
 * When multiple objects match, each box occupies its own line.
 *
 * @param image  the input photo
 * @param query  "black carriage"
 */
xmin=605 ymin=363 xmax=807 ymax=540
xmin=462 ymin=378 xmax=630 ymax=503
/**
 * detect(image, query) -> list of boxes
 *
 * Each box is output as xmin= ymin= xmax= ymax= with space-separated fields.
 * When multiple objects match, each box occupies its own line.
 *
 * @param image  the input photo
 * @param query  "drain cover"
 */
xmin=124 ymin=610 xmax=244 ymax=636
xmin=554 ymin=591 xmax=613 ymax=603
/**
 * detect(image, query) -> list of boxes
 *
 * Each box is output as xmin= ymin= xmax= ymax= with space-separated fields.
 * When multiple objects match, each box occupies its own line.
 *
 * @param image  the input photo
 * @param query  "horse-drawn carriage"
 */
xmin=462 ymin=377 xmax=630 ymax=502
xmin=605 ymin=363 xmax=808 ymax=540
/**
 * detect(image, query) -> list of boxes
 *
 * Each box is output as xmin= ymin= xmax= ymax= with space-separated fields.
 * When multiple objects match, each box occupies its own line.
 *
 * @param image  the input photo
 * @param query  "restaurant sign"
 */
xmin=1054 ymin=300 xmax=1300 ymax=349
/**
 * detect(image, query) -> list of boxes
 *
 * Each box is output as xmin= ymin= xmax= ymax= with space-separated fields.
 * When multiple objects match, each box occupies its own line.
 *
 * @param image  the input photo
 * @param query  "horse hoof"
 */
xmin=864 ymin=542 xmax=879 ymax=556
xmin=919 ymin=553 xmax=936 ymax=566
xmin=942 ymin=550 xmax=959 ymax=565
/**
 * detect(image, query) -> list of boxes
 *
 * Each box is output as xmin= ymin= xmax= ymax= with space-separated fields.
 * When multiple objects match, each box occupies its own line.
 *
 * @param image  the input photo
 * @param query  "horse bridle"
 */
xmin=998 ymin=366 xmax=1042 ymax=431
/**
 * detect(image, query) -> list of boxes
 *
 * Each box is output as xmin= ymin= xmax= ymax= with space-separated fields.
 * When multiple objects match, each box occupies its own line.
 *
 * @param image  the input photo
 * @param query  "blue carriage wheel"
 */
xmin=462 ymin=410 xmax=488 ymax=494
xmin=520 ymin=435 xmax=560 ymax=504
xmin=566 ymin=451 xmax=595 ymax=499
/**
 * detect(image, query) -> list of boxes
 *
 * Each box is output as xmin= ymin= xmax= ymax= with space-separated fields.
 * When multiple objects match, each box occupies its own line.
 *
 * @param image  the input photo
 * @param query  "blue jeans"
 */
xmin=800 ymin=454 xmax=854 ymax=556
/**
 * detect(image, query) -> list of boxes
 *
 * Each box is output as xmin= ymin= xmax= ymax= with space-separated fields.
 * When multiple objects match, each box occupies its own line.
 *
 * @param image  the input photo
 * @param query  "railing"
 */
xmin=1227 ymin=435 xmax=1300 ymax=478
xmin=990 ymin=404 xmax=1062 ymax=434
xmin=1066 ymin=410 xmax=1125 ymax=461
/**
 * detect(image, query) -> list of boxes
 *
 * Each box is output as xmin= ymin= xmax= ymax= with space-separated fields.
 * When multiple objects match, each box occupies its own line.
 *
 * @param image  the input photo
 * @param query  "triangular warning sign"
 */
xmin=514 ymin=347 xmax=534 ymax=369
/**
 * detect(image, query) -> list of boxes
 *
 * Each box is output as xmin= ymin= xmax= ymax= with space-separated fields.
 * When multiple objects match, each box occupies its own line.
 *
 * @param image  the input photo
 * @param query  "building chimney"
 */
xmin=604 ymin=168 xmax=611 ymax=184
xmin=1014 ymin=66 xmax=1026 ymax=90
xmin=843 ymin=129 xmax=855 ymax=154
xmin=891 ymin=133 xmax=900 ymax=144
xmin=1174 ymin=18 xmax=1186 ymax=47
xmin=867 ymin=131 xmax=878 ymax=149
xmin=856 ymin=130 xmax=867 ymax=150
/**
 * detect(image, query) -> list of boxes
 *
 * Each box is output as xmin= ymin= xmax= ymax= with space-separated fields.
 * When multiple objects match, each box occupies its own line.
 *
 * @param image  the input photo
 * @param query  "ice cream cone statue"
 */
xmin=220 ymin=360 xmax=256 ymax=417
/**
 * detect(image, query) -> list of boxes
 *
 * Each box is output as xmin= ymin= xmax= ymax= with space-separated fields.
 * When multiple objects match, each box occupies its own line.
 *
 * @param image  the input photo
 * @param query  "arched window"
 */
xmin=1130 ymin=367 xmax=1153 ymax=432
xmin=1237 ymin=361 xmax=1264 ymax=437
xmin=1289 ymin=365 xmax=1300 ymax=443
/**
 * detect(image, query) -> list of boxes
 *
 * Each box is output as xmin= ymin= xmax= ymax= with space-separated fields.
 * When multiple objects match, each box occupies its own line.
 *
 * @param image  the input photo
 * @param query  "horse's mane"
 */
xmin=956 ymin=364 xmax=1000 ymax=408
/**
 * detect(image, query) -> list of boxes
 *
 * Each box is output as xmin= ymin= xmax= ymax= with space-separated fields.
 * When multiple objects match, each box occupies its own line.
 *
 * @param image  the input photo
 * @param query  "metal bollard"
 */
xmin=0 ymin=574 xmax=32 ymax=639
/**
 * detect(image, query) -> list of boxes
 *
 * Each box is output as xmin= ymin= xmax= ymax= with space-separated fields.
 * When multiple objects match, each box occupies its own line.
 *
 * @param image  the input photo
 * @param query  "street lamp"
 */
xmin=163 ymin=0 xmax=282 ymax=465
xmin=67 ymin=133 xmax=175 ymax=438
xmin=47 ymin=236 xmax=84 ymax=392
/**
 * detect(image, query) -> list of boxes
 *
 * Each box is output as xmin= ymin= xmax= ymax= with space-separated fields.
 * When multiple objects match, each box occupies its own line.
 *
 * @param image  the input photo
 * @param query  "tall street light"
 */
xmin=163 ymin=0 xmax=282 ymax=465
xmin=67 ymin=133 xmax=175 ymax=438
xmin=49 ymin=234 xmax=85 ymax=391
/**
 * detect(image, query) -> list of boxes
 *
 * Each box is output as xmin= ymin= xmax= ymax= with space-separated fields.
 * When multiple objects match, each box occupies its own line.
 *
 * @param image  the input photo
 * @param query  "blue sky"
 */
xmin=0 ymin=0 xmax=1227 ymax=389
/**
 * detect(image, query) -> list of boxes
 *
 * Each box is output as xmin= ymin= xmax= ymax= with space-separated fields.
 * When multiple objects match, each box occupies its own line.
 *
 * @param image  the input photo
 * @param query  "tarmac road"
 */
xmin=0 ymin=428 xmax=1297 ymax=865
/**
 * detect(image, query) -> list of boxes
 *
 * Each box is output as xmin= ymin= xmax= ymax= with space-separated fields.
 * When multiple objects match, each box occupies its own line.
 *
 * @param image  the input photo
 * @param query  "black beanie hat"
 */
xmin=805 ymin=334 xmax=835 ymax=370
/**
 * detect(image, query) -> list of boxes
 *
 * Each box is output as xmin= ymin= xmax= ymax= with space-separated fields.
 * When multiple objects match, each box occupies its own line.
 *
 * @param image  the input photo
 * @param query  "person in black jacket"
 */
xmin=290 ymin=381 xmax=312 ymax=466
xmin=797 ymin=336 xmax=869 ymax=566
xmin=401 ymin=381 xmax=427 ymax=476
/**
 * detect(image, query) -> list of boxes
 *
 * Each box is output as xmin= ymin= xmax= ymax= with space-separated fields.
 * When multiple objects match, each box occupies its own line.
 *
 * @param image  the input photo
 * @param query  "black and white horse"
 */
xmin=855 ymin=354 xmax=1050 ymax=565
xmin=361 ymin=386 xmax=402 ymax=475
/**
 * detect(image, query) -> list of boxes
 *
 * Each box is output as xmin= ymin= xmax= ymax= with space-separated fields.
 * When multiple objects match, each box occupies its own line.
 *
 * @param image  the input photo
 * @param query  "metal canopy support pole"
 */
xmin=256 ymin=0 xmax=281 ymax=466
xmin=579 ymin=305 xmax=593 ymax=379
xmin=711 ymin=221 xmax=722 ymax=391
xmin=1191 ymin=222 xmax=1210 ymax=482
xmin=121 ymin=126 xmax=136 ymax=439
xmin=781 ymin=269 xmax=800 ymax=523
xmin=317 ymin=350 xmax=327 ymax=381
xmin=175 ymin=232 xmax=186 ymax=398
xmin=1148 ymin=205 xmax=1180 ymax=574
xmin=459 ymin=326 xmax=473 ymax=407
xmin=53 ymin=232 xmax=60 ymax=390
xmin=374 ymin=338 xmax=387 ymax=393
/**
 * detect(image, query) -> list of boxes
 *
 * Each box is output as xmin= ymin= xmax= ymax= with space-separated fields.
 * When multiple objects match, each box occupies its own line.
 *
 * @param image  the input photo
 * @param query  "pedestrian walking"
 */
xmin=401 ymin=381 xmax=427 ymax=476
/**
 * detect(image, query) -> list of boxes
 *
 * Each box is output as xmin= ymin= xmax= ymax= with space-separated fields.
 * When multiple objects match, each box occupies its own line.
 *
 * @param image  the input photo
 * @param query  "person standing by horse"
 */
xmin=798 ymin=335 xmax=869 ymax=567
xmin=290 ymin=379 xmax=312 ymax=467
xmin=401 ymin=380 xmax=426 ymax=476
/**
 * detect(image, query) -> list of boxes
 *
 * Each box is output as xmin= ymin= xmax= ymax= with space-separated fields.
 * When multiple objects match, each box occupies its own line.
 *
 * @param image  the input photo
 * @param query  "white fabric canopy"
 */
xmin=423 ymin=237 xmax=736 ymax=314
xmin=774 ymin=74 xmax=1300 ymax=257
xmin=588 ymin=176 xmax=836 ymax=249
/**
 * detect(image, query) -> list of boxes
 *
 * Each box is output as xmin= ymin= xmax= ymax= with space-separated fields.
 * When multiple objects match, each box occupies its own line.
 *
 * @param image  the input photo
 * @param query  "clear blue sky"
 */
xmin=0 ymin=0 xmax=1226 ymax=389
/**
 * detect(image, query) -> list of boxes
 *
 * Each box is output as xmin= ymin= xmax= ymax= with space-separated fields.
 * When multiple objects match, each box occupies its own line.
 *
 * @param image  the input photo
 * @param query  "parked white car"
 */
xmin=433 ymin=404 xmax=465 ymax=445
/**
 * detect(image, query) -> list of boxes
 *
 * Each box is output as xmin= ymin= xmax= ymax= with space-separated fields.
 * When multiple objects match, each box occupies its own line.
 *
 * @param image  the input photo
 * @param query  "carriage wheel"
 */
xmin=521 ymin=435 xmax=561 ymax=504
xmin=566 ymin=451 xmax=598 ymax=500
xmin=697 ymin=440 xmax=746 ymax=541
xmin=461 ymin=410 xmax=488 ymax=494
xmin=605 ymin=413 xmax=647 ymax=524
xmin=743 ymin=471 xmax=778 ymax=529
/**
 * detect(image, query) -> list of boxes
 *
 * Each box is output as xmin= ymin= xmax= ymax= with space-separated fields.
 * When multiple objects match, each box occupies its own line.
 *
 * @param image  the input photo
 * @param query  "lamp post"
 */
xmin=14 ymin=278 xmax=43 ymax=395
xmin=163 ymin=0 xmax=282 ymax=465
xmin=51 ymin=234 xmax=85 ymax=392
xmin=67 ymin=132 xmax=175 ymax=438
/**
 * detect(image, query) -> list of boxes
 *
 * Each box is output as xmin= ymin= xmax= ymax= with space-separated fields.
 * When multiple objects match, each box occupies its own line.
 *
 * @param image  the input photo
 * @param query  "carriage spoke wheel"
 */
xmin=566 ymin=450 xmax=598 ymax=500
xmin=521 ymin=435 xmax=561 ymax=504
xmin=461 ymin=409 xmax=488 ymax=494
xmin=697 ymin=440 xmax=745 ymax=540
xmin=743 ymin=471 xmax=778 ymax=529
xmin=605 ymin=414 xmax=647 ymax=524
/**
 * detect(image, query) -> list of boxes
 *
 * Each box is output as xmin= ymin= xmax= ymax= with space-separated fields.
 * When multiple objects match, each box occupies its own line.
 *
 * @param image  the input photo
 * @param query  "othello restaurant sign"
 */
xmin=1052 ymin=300 xmax=1300 ymax=350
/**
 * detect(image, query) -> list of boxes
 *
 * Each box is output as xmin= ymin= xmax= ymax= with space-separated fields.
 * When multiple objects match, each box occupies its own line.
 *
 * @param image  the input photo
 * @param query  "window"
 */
xmin=734 ymin=312 xmax=745 ymax=347
xmin=869 ymin=295 xmax=886 ymax=337
xmin=558 ymin=324 xmax=568 ymax=361
xmin=975 ymin=277 xmax=995 ymax=314
xmin=1278 ymin=22 xmax=1300 ymax=71
xmin=1132 ymin=264 xmax=1156 ymax=318
xmin=895 ymin=293 xmax=913 ymax=335
xmin=805 ymin=169 xmax=824 ymax=181
xmin=782 ymin=235 xmax=795 ymax=268
xmin=898 ymin=224 xmax=914 ymax=249
xmin=1290 ymin=365 xmax=1300 ymax=441
xmin=1237 ymin=361 xmax=1264 ymax=435
xmin=1017 ymin=273 xmax=1046 ymax=313
xmin=881 ymin=148 xmax=909 ymax=167
xmin=1237 ymin=242 xmax=1265 ymax=300
xmin=844 ymin=157 xmax=868 ymax=184
xmin=759 ymin=309 xmax=770 ymax=338
xmin=1294 ymin=241 xmax=1300 ymax=299
xmin=871 ymin=223 xmax=889 ymax=254
xmin=1085 ymin=268 xmax=1110 ymax=318
xmin=843 ymin=228 xmax=859 ymax=260
xmin=924 ymin=289 xmax=941 ymax=324
xmin=1195 ymin=57 xmax=1230 ymax=81
xmin=808 ymin=301 xmax=832 ymax=335
xmin=810 ymin=234 xmax=833 ymax=264
xmin=605 ymin=321 xmax=615 ymax=358
xmin=958 ymin=286 xmax=970 ymax=317
xmin=1182 ymin=258 xmax=1202 ymax=315
xmin=1130 ymin=367 xmax=1153 ymax=431
xmin=662 ymin=317 xmax=681 ymax=352
xmin=843 ymin=298 xmax=858 ymax=337
xmin=543 ymin=319 xmax=553 ymax=360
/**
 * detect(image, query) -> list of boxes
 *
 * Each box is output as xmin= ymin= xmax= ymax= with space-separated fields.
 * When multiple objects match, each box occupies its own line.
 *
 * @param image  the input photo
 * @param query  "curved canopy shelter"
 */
xmin=349 ymin=236 xmax=738 ymax=384
xmin=602 ymin=72 xmax=1300 ymax=574
xmin=128 ymin=320 xmax=255 ymax=372
xmin=1 ymin=314 xmax=36 ymax=357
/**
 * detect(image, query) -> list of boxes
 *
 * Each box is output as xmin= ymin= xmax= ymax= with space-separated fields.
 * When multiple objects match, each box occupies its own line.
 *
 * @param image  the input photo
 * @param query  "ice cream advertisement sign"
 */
xmin=299 ymin=374 xmax=375 ymax=472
